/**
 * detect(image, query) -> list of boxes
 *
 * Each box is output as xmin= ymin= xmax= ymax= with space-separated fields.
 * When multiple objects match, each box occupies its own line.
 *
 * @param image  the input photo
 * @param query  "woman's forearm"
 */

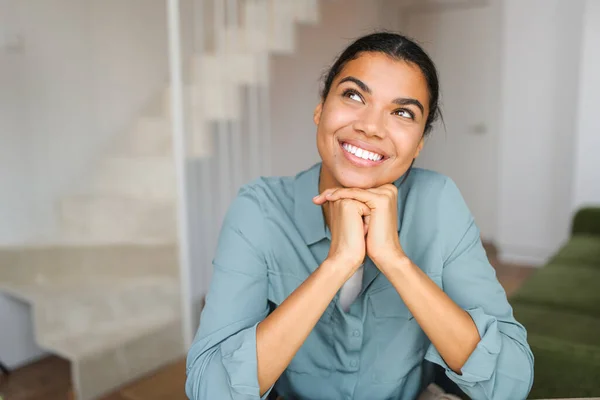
xmin=256 ymin=258 xmax=351 ymax=395
xmin=377 ymin=253 xmax=480 ymax=373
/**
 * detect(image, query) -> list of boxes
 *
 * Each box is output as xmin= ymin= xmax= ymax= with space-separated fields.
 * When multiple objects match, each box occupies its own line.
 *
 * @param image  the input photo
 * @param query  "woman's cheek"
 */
xmin=390 ymin=127 xmax=421 ymax=149
xmin=323 ymin=106 xmax=356 ymax=132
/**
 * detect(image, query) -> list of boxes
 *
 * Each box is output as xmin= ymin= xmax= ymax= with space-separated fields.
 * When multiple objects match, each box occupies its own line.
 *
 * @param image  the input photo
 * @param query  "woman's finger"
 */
xmin=363 ymin=214 xmax=371 ymax=236
xmin=312 ymin=187 xmax=341 ymax=205
xmin=322 ymin=188 xmax=380 ymax=208
xmin=367 ymin=184 xmax=397 ymax=197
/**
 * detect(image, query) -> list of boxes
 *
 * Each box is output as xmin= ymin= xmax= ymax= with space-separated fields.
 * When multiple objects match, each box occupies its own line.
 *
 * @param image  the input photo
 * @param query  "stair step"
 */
xmin=187 ymin=115 xmax=215 ymax=159
xmin=40 ymin=311 xmax=180 ymax=360
xmin=162 ymin=50 xmax=264 ymax=121
xmin=139 ymin=89 xmax=216 ymax=159
xmin=60 ymin=196 xmax=176 ymax=242
xmin=190 ymin=58 xmax=243 ymax=119
xmin=34 ymin=277 xmax=179 ymax=350
xmin=294 ymin=0 xmax=320 ymax=24
xmin=78 ymin=317 xmax=182 ymax=400
xmin=115 ymin=117 xmax=173 ymax=157
xmin=0 ymin=243 xmax=183 ymax=400
xmin=268 ymin=0 xmax=297 ymax=52
xmin=241 ymin=1 xmax=296 ymax=54
xmin=0 ymin=244 xmax=178 ymax=300
xmin=163 ymin=81 xmax=242 ymax=121
xmin=87 ymin=156 xmax=176 ymax=200
xmin=193 ymin=53 xmax=259 ymax=86
xmin=44 ymin=314 xmax=183 ymax=400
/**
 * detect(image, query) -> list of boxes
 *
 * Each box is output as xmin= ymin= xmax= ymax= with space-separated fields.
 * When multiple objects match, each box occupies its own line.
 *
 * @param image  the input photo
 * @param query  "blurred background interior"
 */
xmin=0 ymin=0 xmax=599 ymax=399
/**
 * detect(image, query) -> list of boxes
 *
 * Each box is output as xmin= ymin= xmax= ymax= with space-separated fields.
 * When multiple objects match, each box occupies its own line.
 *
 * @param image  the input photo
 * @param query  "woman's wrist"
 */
xmin=372 ymin=248 xmax=412 ymax=274
xmin=321 ymin=256 xmax=362 ymax=282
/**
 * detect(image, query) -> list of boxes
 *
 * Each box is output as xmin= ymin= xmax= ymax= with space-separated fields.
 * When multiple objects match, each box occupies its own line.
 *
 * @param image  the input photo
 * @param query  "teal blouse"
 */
xmin=186 ymin=163 xmax=534 ymax=400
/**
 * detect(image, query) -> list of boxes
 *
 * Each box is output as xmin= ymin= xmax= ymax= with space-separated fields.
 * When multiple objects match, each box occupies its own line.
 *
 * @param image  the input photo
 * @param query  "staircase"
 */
xmin=0 ymin=1 xmax=322 ymax=399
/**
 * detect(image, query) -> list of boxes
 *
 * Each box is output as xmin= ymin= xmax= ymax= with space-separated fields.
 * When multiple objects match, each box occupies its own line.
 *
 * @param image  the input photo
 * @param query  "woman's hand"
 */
xmin=313 ymin=195 xmax=370 ymax=276
xmin=313 ymin=184 xmax=404 ymax=267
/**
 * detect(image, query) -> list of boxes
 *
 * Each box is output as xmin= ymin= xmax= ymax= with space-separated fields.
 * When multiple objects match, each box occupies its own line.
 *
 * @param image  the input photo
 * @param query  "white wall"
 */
xmin=0 ymin=0 xmax=45 ymax=368
xmin=270 ymin=0 xmax=401 ymax=176
xmin=1 ymin=0 xmax=168 ymax=243
xmin=497 ymin=0 xmax=585 ymax=264
xmin=572 ymin=0 xmax=600 ymax=211
xmin=405 ymin=2 xmax=502 ymax=242
xmin=0 ymin=0 xmax=32 ymax=244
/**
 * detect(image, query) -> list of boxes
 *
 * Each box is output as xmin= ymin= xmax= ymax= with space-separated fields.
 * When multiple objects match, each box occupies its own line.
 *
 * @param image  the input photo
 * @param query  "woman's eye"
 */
xmin=394 ymin=109 xmax=415 ymax=120
xmin=343 ymin=89 xmax=363 ymax=103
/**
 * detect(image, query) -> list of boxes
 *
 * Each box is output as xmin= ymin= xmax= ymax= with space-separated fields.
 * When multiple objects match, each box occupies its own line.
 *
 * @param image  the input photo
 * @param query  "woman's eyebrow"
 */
xmin=392 ymin=98 xmax=424 ymax=115
xmin=338 ymin=76 xmax=425 ymax=116
xmin=338 ymin=76 xmax=371 ymax=94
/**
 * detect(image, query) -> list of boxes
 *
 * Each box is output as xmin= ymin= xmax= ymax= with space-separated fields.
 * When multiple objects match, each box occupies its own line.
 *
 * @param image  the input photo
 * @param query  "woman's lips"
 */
xmin=339 ymin=141 xmax=386 ymax=167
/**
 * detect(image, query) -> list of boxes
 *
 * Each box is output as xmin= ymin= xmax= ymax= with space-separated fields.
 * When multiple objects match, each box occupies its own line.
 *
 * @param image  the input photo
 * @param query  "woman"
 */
xmin=186 ymin=32 xmax=534 ymax=400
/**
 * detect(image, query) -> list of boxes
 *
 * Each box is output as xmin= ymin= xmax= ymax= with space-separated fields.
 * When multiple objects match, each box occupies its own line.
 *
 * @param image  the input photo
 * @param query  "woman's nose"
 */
xmin=353 ymin=107 xmax=385 ymax=138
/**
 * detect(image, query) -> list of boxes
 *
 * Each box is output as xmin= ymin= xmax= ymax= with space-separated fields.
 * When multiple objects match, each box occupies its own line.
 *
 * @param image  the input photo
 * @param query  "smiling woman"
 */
xmin=185 ymin=32 xmax=534 ymax=400
xmin=315 ymin=38 xmax=438 ymax=190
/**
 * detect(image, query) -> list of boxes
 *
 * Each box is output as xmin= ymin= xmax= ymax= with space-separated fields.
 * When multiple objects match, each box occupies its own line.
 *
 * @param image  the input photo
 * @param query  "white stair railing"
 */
xmin=169 ymin=0 xmax=319 ymax=353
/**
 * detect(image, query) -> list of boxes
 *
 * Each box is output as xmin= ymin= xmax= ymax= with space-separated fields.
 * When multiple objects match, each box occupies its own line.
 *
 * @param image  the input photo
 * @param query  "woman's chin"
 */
xmin=335 ymin=170 xmax=380 ymax=189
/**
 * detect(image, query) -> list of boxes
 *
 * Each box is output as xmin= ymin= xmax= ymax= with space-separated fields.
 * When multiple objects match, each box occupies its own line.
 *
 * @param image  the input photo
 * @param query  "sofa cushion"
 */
xmin=527 ymin=335 xmax=600 ymax=398
xmin=511 ymin=263 xmax=600 ymax=317
xmin=511 ymin=303 xmax=600 ymax=398
xmin=512 ymin=302 xmax=600 ymax=348
xmin=549 ymin=235 xmax=600 ymax=267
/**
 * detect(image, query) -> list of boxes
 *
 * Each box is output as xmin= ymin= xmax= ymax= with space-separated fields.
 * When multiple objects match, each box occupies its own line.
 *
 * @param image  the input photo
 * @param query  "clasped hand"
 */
xmin=313 ymin=184 xmax=405 ymax=271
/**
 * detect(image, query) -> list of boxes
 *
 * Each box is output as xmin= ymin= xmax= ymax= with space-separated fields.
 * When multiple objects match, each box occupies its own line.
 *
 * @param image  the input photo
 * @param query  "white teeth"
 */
xmin=342 ymin=142 xmax=383 ymax=161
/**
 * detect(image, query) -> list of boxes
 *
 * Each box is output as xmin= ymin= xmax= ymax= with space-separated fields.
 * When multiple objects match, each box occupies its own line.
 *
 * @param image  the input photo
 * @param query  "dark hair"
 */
xmin=321 ymin=32 xmax=441 ymax=137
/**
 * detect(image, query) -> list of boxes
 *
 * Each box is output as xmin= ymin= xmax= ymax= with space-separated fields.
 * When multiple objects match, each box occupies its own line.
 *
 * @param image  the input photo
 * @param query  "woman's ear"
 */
xmin=313 ymin=102 xmax=323 ymax=126
xmin=413 ymin=137 xmax=425 ymax=159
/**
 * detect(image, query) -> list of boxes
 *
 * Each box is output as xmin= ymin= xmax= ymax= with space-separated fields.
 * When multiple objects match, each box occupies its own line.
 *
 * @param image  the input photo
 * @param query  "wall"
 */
xmin=0 ymin=0 xmax=45 ymax=369
xmin=497 ymin=0 xmax=585 ymax=264
xmin=404 ymin=1 xmax=502 ymax=242
xmin=270 ymin=0 xmax=401 ymax=176
xmin=0 ymin=0 xmax=32 ymax=244
xmin=2 ymin=0 xmax=168 ymax=243
xmin=572 ymin=0 xmax=600 ymax=210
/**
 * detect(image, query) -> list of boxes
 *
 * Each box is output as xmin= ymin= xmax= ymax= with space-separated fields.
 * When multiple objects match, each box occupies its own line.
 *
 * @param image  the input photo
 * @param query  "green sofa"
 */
xmin=510 ymin=207 xmax=600 ymax=398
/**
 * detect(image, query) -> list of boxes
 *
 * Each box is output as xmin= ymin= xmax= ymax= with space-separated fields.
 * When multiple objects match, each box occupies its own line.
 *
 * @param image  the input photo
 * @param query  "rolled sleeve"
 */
xmin=424 ymin=178 xmax=534 ymax=400
xmin=186 ymin=321 xmax=274 ymax=400
xmin=426 ymin=308 xmax=501 ymax=384
xmin=186 ymin=186 xmax=274 ymax=400
xmin=221 ymin=322 xmax=274 ymax=399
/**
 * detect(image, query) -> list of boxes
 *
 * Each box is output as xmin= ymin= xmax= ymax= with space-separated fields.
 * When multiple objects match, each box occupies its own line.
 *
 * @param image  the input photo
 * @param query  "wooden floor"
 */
xmin=0 ymin=260 xmax=535 ymax=400
xmin=0 ymin=357 xmax=186 ymax=400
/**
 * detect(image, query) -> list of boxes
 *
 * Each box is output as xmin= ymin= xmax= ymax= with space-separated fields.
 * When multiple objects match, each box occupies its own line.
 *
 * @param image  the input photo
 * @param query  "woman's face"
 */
xmin=315 ymin=52 xmax=430 ymax=189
